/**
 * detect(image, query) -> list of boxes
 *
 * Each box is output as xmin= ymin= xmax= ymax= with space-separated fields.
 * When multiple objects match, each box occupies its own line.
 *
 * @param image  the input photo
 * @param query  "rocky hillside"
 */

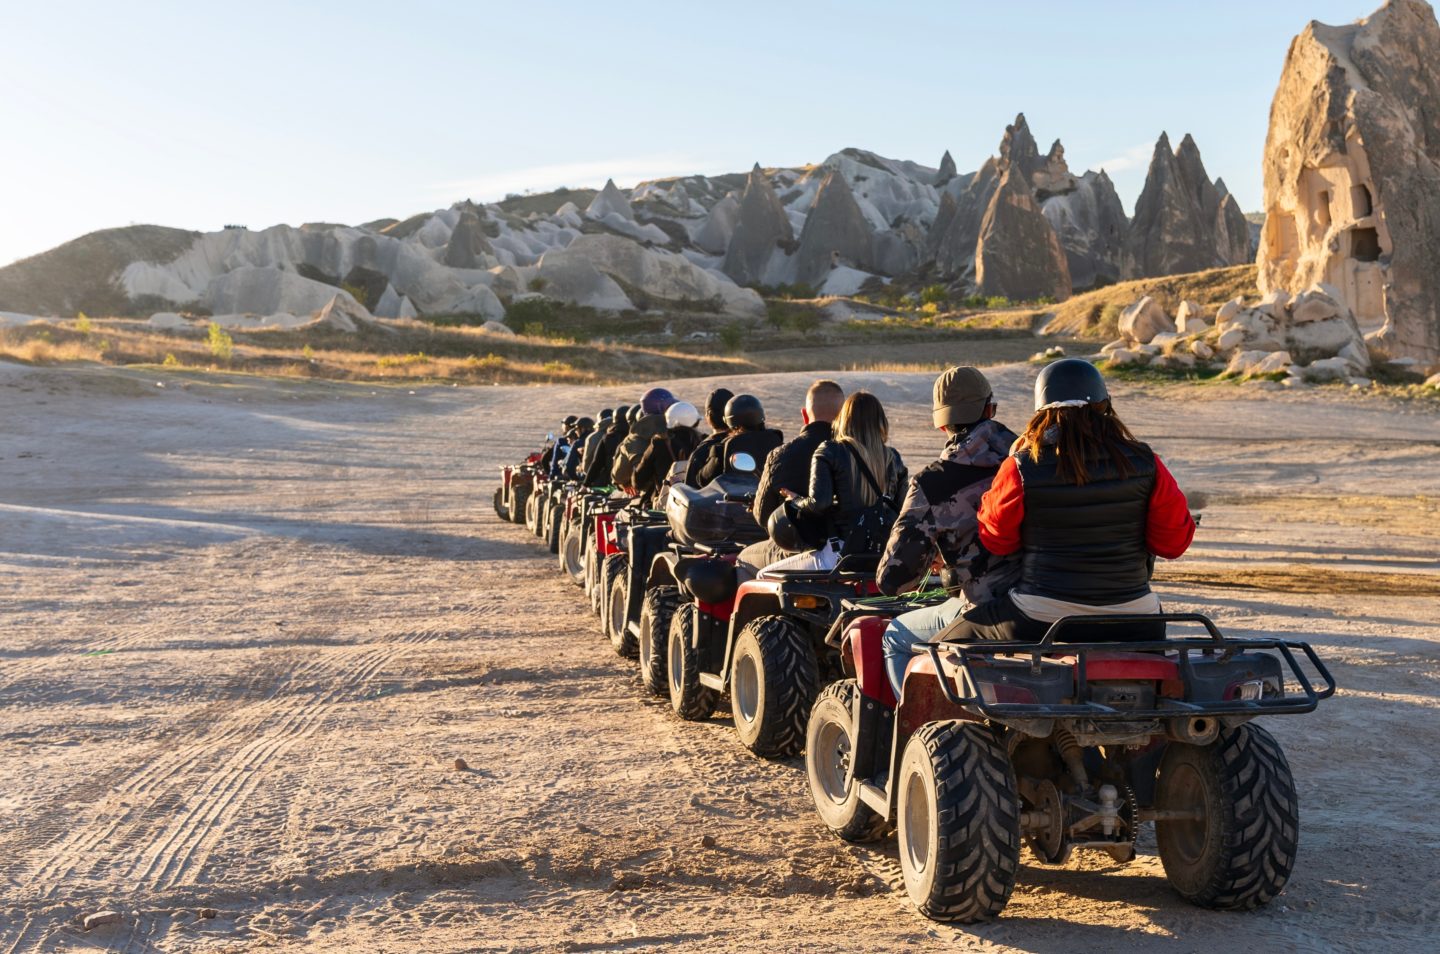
xmin=0 ymin=117 xmax=1255 ymax=329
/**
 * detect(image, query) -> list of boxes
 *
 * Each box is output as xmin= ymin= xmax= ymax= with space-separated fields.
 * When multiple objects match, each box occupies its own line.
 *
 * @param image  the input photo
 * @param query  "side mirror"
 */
xmin=729 ymin=452 xmax=757 ymax=474
xmin=546 ymin=432 xmax=555 ymax=442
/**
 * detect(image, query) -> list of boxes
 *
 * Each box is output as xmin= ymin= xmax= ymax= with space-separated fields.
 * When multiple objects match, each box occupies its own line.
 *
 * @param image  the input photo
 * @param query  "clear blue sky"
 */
xmin=0 ymin=0 xmax=1376 ymax=266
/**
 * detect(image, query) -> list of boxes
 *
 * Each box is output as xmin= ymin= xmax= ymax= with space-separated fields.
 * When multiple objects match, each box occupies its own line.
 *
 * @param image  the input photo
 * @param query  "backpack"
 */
xmin=839 ymin=442 xmax=900 ymax=556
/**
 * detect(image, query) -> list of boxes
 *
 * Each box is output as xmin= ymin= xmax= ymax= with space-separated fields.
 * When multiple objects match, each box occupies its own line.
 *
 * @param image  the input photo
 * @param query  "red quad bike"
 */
xmin=585 ymin=496 xmax=629 ymax=618
xmin=805 ymin=608 xmax=1335 ymax=923
xmin=494 ymin=455 xmax=541 ymax=524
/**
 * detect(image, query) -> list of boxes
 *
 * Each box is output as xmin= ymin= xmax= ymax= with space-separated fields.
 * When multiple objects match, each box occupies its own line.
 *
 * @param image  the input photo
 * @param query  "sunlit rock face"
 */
xmin=1258 ymin=0 xmax=1440 ymax=364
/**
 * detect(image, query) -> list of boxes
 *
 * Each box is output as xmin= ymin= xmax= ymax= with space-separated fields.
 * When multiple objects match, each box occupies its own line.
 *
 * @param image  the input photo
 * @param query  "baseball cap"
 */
xmin=932 ymin=366 xmax=994 ymax=428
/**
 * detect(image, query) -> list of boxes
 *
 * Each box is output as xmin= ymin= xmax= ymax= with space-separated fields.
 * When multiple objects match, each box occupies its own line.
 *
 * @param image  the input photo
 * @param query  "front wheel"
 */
xmin=897 ymin=721 xmax=1020 ymax=923
xmin=1156 ymin=723 xmax=1298 ymax=910
xmin=600 ymin=554 xmax=628 ymax=642
xmin=545 ymin=502 xmax=563 ymax=554
xmin=639 ymin=586 xmax=680 ymax=697
xmin=605 ymin=558 xmax=635 ymax=657
xmin=667 ymin=603 xmax=717 ymax=720
xmin=509 ymin=482 xmax=530 ymax=525
xmin=806 ymin=680 xmax=889 ymax=842
xmin=524 ymin=489 xmax=540 ymax=533
xmin=559 ymin=518 xmax=585 ymax=584
xmin=492 ymin=486 xmax=509 ymax=521
xmin=730 ymin=616 xmax=818 ymax=759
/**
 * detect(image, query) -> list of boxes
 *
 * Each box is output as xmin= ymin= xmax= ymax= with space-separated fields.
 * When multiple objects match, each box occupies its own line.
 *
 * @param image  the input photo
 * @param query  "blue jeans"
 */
xmin=882 ymin=597 xmax=971 ymax=698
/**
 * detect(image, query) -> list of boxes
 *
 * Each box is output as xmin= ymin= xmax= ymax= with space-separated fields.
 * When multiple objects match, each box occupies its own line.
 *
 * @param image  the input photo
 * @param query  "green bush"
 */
xmin=719 ymin=323 xmax=744 ymax=352
xmin=207 ymin=322 xmax=234 ymax=361
xmin=919 ymin=284 xmax=948 ymax=306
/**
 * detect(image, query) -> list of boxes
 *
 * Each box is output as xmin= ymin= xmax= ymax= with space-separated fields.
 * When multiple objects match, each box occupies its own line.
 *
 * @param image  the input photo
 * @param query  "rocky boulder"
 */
xmin=694 ymin=193 xmax=740 ymax=255
xmin=443 ymin=210 xmax=493 ymax=269
xmin=793 ymin=171 xmax=877 ymax=289
xmin=1118 ymin=296 xmax=1175 ymax=344
xmin=1257 ymin=0 xmax=1440 ymax=366
xmin=558 ymin=233 xmax=765 ymax=318
xmin=1041 ymin=170 xmax=1127 ymax=290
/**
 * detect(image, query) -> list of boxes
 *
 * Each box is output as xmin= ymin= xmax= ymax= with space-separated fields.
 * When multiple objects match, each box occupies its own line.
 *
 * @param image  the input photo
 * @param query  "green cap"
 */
xmin=932 ymin=366 xmax=993 ymax=428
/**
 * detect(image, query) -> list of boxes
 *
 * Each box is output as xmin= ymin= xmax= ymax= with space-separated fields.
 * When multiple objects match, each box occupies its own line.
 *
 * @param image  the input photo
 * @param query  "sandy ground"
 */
xmin=0 ymin=360 xmax=1437 ymax=953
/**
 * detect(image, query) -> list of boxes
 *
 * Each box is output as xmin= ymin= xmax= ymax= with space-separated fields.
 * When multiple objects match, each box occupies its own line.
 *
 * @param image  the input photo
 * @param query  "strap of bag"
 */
xmin=841 ymin=441 xmax=898 ymax=512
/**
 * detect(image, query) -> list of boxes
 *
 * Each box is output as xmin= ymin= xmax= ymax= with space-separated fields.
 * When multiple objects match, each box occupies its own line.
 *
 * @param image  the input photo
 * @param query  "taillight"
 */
xmin=978 ymin=681 xmax=1037 ymax=705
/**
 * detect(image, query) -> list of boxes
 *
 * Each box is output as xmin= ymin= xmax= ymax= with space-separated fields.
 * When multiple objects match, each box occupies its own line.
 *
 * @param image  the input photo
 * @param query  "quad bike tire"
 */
xmin=897 ymin=721 xmax=1020 ymax=923
xmin=606 ymin=565 xmax=636 ymax=657
xmin=667 ymin=602 xmax=718 ymax=720
xmin=492 ymin=486 xmax=510 ymax=522
xmin=545 ymin=503 xmax=562 ymax=554
xmin=524 ymin=490 xmax=540 ymax=534
xmin=586 ymin=545 xmax=602 ymax=616
xmin=559 ymin=517 xmax=585 ymax=584
xmin=1156 ymin=723 xmax=1298 ymax=910
xmin=600 ymin=554 xmax=632 ymax=653
xmin=730 ymin=615 xmax=819 ymax=759
xmin=639 ymin=586 xmax=680 ymax=697
xmin=509 ymin=483 xmax=530 ymax=525
xmin=806 ymin=679 xmax=890 ymax=842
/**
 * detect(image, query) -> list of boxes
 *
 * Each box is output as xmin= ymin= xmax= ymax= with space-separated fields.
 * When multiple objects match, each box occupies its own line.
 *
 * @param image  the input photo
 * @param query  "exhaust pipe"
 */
xmin=1168 ymin=715 xmax=1220 ymax=746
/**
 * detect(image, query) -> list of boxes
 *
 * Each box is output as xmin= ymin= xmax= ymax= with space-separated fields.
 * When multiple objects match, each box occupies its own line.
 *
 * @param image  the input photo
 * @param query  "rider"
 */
xmin=877 ymin=367 xmax=1022 ymax=696
xmin=692 ymin=394 xmax=784 ymax=487
xmin=561 ymin=417 xmax=595 ymax=480
xmin=633 ymin=401 xmax=703 ymax=505
xmin=759 ymin=391 xmax=905 ymax=575
xmin=684 ymin=387 xmax=735 ymax=486
xmin=540 ymin=414 xmax=578 ymax=474
xmin=583 ymin=405 xmax=630 ymax=488
xmin=941 ymin=358 xmax=1195 ymax=643
xmin=613 ymin=388 xmax=677 ymax=492
xmin=738 ymin=379 xmax=845 ymax=572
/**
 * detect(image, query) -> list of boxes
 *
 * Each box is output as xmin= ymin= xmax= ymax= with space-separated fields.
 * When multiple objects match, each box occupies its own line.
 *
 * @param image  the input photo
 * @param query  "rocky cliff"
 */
xmin=1257 ymin=0 xmax=1440 ymax=365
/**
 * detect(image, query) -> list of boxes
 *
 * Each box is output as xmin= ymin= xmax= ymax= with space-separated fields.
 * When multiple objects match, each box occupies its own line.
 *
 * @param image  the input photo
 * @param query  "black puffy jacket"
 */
xmin=795 ymin=440 xmax=907 ymax=538
xmin=753 ymin=421 xmax=832 ymax=527
xmin=691 ymin=427 xmax=784 ymax=487
xmin=583 ymin=422 xmax=628 ymax=488
xmin=1014 ymin=442 xmax=1157 ymax=605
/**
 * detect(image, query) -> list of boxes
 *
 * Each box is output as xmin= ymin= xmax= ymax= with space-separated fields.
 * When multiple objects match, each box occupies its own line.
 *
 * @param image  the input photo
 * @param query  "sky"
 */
xmin=0 ymin=0 xmax=1377 ymax=266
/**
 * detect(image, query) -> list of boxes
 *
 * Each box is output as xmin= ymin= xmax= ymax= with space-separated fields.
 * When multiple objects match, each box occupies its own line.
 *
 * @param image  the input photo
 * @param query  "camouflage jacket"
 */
xmin=877 ymin=419 xmax=1022 ymax=601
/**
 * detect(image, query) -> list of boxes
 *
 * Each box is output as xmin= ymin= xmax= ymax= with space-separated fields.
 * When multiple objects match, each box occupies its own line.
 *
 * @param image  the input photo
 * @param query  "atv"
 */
xmin=495 ymin=456 xmax=541 ymax=525
xmin=804 ymin=606 xmax=1335 ymax=922
xmin=601 ymin=501 xmax=671 ymax=659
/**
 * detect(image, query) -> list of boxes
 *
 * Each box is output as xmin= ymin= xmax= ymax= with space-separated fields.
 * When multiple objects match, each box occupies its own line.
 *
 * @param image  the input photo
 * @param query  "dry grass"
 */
xmin=1040 ymin=265 xmax=1259 ymax=339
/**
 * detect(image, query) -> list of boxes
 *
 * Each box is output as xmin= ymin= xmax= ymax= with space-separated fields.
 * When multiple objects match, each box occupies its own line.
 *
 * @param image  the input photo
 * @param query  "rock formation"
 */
xmin=1214 ymin=180 xmax=1253 ymax=267
xmin=1033 ymin=140 xmax=1079 ymax=199
xmin=693 ymin=193 xmax=740 ymax=255
xmin=585 ymin=179 xmax=636 ymax=222
xmin=443 ymin=209 xmax=493 ymax=269
xmin=721 ymin=165 xmax=793 ymax=286
xmin=1042 ymin=170 xmax=1127 ymax=289
xmin=1257 ymin=0 xmax=1440 ymax=365
xmin=973 ymin=165 xmax=1072 ymax=301
xmin=793 ymin=171 xmax=875 ymax=288
xmin=1122 ymin=133 xmax=1219 ymax=278
xmin=935 ymin=150 xmax=958 ymax=185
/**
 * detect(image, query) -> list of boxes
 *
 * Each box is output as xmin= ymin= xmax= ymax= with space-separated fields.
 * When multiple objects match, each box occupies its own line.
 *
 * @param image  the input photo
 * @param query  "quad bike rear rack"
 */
xmin=924 ymin=613 xmax=1336 ymax=721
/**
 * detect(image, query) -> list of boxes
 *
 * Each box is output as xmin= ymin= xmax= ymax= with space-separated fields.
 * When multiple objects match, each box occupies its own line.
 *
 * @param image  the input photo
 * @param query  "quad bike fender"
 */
xmin=841 ymin=616 xmax=897 ymax=708
xmin=646 ymin=552 xmax=683 ymax=590
xmin=595 ymin=513 xmax=620 ymax=557
xmin=718 ymin=581 xmax=782 ymax=680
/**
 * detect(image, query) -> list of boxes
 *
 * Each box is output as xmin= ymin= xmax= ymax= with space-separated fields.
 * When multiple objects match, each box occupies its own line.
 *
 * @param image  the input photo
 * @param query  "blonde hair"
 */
xmin=834 ymin=391 xmax=889 ymax=506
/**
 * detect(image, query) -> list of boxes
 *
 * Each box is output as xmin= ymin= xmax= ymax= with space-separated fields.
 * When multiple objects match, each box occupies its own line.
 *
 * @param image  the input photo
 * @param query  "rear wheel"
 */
xmin=1156 ymin=724 xmax=1298 ymax=910
xmin=667 ymin=603 xmax=717 ymax=720
xmin=600 ymin=554 xmax=628 ymax=641
xmin=639 ymin=586 xmax=680 ymax=697
xmin=524 ymin=489 xmax=540 ymax=533
xmin=560 ymin=518 xmax=585 ymax=583
xmin=492 ymin=486 xmax=509 ymax=521
xmin=586 ymin=545 xmax=602 ymax=615
xmin=730 ymin=616 xmax=818 ymax=759
xmin=606 ymin=559 xmax=636 ymax=657
xmin=510 ymin=483 xmax=530 ymax=525
xmin=806 ymin=679 xmax=889 ymax=842
xmin=897 ymin=721 xmax=1020 ymax=923
xmin=545 ymin=502 xmax=563 ymax=554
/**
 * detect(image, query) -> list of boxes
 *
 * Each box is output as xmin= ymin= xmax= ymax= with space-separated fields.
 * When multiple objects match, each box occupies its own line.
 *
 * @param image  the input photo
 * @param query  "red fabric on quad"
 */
xmin=848 ymin=617 xmax=897 ymax=708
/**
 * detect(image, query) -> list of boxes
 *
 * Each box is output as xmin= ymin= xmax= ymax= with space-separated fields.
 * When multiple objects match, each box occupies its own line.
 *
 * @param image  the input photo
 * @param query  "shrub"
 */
xmin=542 ymin=360 xmax=570 ymax=373
xmin=505 ymin=297 xmax=561 ymax=331
xmin=375 ymin=352 xmax=432 ymax=368
xmin=791 ymin=309 xmax=821 ymax=336
xmin=528 ymin=277 xmax=548 ymax=293
xmin=207 ymin=323 xmax=234 ymax=361
xmin=75 ymin=312 xmax=93 ymax=334
xmin=162 ymin=353 xmax=180 ymax=367
xmin=719 ymin=323 xmax=744 ymax=352
xmin=468 ymin=353 xmax=506 ymax=370
xmin=919 ymin=284 xmax=948 ymax=306
xmin=1097 ymin=302 xmax=1124 ymax=339
xmin=302 ymin=344 xmax=315 ymax=361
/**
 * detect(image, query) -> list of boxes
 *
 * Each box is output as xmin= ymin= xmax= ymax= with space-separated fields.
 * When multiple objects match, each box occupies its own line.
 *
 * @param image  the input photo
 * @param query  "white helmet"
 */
xmin=665 ymin=401 xmax=701 ymax=429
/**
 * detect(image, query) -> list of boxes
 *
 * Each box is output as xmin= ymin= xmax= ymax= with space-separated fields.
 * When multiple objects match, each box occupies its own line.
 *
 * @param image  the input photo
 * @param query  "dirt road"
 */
xmin=1 ymin=362 xmax=1436 ymax=952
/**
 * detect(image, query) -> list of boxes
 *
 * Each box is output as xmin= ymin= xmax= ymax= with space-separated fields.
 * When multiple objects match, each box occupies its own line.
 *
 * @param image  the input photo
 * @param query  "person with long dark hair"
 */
xmin=939 ymin=358 xmax=1195 ymax=643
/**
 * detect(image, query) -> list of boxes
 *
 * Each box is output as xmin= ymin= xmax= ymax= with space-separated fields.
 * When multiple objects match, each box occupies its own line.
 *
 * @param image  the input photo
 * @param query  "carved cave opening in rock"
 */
xmin=1351 ymin=183 xmax=1374 ymax=218
xmin=1351 ymin=226 xmax=1382 ymax=262
xmin=1318 ymin=190 xmax=1333 ymax=230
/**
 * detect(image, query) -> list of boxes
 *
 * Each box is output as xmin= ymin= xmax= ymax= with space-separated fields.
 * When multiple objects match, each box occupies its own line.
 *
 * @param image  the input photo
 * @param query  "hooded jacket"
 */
xmin=611 ymin=412 xmax=668 ymax=490
xmin=877 ymin=418 xmax=1021 ymax=600
xmin=583 ymin=419 xmax=628 ymax=488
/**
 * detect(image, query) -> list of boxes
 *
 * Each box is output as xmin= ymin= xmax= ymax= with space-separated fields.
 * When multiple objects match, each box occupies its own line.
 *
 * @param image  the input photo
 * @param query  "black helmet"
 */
xmin=1034 ymin=358 xmax=1109 ymax=410
xmin=724 ymin=394 xmax=765 ymax=430
xmin=614 ymin=404 xmax=632 ymax=423
xmin=562 ymin=414 xmax=579 ymax=429
xmin=598 ymin=407 xmax=614 ymax=422
xmin=575 ymin=416 xmax=595 ymax=435
xmin=704 ymin=387 xmax=734 ymax=431
xmin=768 ymin=499 xmax=827 ymax=552
xmin=628 ymin=405 xmax=645 ymax=424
